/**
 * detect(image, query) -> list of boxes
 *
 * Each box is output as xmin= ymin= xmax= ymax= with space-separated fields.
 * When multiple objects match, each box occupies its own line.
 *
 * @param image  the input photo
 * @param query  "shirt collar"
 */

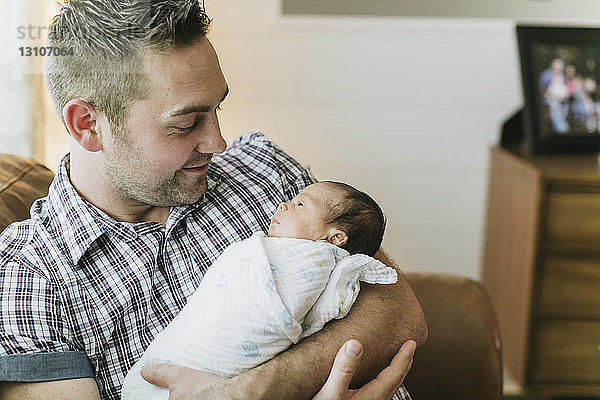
xmin=44 ymin=155 xmax=138 ymax=266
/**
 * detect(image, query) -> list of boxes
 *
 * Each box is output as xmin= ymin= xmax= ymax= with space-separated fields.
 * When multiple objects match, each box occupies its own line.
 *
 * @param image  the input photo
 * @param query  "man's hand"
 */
xmin=314 ymin=339 xmax=416 ymax=400
xmin=141 ymin=365 xmax=224 ymax=400
xmin=141 ymin=339 xmax=416 ymax=400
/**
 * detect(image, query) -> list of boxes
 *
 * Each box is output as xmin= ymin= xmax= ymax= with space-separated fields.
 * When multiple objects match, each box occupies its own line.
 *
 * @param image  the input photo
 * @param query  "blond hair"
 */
xmin=43 ymin=0 xmax=211 ymax=134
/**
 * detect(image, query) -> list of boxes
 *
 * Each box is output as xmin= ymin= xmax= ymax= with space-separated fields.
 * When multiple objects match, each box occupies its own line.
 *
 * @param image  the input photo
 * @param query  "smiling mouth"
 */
xmin=182 ymin=163 xmax=210 ymax=174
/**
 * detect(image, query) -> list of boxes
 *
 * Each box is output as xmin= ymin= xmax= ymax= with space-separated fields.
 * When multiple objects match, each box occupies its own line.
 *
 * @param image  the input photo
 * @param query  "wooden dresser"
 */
xmin=482 ymin=146 xmax=600 ymax=397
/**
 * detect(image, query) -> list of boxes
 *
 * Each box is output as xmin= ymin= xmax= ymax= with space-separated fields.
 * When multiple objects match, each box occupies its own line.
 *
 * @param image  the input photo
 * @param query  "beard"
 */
xmin=103 ymin=133 xmax=210 ymax=207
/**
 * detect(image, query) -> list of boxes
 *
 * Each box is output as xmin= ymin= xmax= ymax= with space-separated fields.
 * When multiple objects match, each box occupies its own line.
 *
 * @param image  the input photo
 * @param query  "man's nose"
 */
xmin=278 ymin=202 xmax=289 ymax=212
xmin=195 ymin=112 xmax=227 ymax=154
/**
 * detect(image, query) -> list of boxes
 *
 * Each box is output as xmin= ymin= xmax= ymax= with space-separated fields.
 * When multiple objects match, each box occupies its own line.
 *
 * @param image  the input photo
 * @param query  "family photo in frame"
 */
xmin=517 ymin=26 xmax=600 ymax=154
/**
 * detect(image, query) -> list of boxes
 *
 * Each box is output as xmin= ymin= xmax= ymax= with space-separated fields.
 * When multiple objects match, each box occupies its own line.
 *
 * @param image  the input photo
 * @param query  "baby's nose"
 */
xmin=278 ymin=202 xmax=289 ymax=212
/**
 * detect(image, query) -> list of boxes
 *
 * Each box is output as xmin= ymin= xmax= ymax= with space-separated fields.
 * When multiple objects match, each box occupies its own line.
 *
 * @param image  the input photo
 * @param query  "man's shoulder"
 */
xmin=218 ymin=132 xmax=293 ymax=164
xmin=213 ymin=131 xmax=314 ymax=184
xmin=0 ymin=216 xmax=58 ymax=275
xmin=227 ymin=131 xmax=272 ymax=149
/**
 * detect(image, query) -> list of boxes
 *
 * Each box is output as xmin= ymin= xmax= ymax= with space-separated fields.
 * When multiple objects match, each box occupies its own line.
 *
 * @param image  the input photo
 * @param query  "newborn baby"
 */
xmin=121 ymin=181 xmax=397 ymax=399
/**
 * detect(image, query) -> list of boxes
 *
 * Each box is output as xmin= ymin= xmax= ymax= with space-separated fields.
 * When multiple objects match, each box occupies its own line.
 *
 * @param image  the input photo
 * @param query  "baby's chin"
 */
xmin=267 ymin=224 xmax=297 ymax=239
xmin=267 ymin=223 xmax=278 ymax=237
xmin=267 ymin=221 xmax=291 ymax=238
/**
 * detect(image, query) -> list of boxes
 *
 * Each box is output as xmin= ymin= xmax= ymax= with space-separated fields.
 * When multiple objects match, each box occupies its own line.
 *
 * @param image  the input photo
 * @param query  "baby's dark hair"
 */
xmin=322 ymin=181 xmax=386 ymax=257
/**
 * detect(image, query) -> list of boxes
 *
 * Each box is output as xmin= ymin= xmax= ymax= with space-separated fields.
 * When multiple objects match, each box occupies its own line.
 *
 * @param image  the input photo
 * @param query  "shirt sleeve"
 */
xmin=0 ymin=262 xmax=94 ymax=382
xmin=225 ymin=131 xmax=317 ymax=201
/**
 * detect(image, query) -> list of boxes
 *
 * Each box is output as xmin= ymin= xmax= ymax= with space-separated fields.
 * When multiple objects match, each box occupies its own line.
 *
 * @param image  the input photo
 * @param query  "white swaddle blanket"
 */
xmin=121 ymin=232 xmax=397 ymax=399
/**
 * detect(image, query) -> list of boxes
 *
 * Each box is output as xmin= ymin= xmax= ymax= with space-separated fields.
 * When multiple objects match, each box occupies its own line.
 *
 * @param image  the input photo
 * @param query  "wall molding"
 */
xmin=282 ymin=0 xmax=600 ymax=20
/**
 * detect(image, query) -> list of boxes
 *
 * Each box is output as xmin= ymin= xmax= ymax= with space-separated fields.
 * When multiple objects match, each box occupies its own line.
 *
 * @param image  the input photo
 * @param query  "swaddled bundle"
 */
xmin=121 ymin=232 xmax=397 ymax=399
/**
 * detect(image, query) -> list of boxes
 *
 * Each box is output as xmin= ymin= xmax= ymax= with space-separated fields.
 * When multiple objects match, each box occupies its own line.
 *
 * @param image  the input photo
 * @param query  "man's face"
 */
xmin=101 ymin=38 xmax=228 ymax=207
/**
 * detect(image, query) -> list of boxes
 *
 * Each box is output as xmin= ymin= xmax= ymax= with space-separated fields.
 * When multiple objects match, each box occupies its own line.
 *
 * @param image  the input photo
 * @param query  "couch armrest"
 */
xmin=0 ymin=154 xmax=54 ymax=231
xmin=404 ymin=272 xmax=503 ymax=400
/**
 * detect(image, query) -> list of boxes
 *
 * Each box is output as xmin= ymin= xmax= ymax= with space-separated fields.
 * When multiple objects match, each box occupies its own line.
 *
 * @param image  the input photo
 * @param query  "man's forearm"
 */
xmin=225 ymin=249 xmax=427 ymax=400
xmin=0 ymin=378 xmax=100 ymax=400
xmin=373 ymin=248 xmax=428 ymax=348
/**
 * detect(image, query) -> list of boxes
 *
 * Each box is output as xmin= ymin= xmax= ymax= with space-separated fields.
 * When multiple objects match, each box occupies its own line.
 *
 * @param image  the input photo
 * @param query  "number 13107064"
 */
xmin=19 ymin=47 xmax=74 ymax=56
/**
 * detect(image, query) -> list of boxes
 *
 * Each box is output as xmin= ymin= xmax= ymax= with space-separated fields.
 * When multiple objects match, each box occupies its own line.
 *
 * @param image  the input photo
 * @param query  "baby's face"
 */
xmin=268 ymin=182 xmax=335 ymax=240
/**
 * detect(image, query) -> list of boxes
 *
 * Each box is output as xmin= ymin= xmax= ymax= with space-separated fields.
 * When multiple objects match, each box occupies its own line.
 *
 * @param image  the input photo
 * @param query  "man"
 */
xmin=0 ymin=1 xmax=426 ymax=399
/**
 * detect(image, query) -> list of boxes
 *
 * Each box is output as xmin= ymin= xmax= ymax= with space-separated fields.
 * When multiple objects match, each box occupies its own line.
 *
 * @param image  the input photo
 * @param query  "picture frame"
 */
xmin=517 ymin=25 xmax=600 ymax=154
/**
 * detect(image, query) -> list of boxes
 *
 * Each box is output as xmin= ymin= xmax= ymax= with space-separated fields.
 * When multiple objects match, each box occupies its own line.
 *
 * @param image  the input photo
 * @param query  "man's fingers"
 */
xmin=365 ymin=340 xmax=417 ymax=397
xmin=141 ymin=364 xmax=188 ymax=388
xmin=318 ymin=339 xmax=363 ymax=398
xmin=388 ymin=339 xmax=416 ymax=371
xmin=140 ymin=364 xmax=225 ymax=400
xmin=141 ymin=364 xmax=179 ymax=388
xmin=141 ymin=364 xmax=224 ymax=388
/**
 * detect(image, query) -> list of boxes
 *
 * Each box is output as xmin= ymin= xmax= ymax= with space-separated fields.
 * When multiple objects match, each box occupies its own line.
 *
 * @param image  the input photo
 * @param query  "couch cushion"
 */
xmin=0 ymin=154 xmax=54 ymax=232
xmin=404 ymin=272 xmax=503 ymax=400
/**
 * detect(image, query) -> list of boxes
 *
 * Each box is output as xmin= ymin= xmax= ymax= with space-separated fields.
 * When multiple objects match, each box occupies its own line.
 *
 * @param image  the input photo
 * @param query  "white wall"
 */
xmin=0 ymin=1 xmax=35 ymax=158
xmin=2 ymin=0 xmax=59 ymax=160
xmin=207 ymin=0 xmax=526 ymax=279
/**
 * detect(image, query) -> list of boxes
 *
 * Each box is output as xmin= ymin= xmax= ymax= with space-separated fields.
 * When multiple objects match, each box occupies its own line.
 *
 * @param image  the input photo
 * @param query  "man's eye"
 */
xmin=296 ymin=201 xmax=304 ymax=207
xmin=173 ymin=117 xmax=200 ymax=135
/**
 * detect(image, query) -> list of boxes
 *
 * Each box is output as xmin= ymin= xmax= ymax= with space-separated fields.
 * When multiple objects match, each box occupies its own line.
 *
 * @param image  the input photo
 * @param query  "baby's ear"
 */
xmin=327 ymin=230 xmax=348 ymax=247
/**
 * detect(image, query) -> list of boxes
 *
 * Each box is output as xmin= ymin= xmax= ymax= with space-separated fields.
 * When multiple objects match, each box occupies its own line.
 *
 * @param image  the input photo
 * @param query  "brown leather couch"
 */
xmin=0 ymin=154 xmax=54 ymax=231
xmin=0 ymin=153 xmax=503 ymax=400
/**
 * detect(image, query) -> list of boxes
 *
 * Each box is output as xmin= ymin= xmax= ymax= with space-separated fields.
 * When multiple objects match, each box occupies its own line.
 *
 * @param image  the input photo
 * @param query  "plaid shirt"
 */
xmin=0 ymin=132 xmax=411 ymax=400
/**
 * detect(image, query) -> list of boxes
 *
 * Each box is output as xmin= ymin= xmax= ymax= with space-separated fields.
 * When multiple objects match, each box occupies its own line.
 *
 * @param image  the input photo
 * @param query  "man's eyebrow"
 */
xmin=168 ymin=87 xmax=229 ymax=117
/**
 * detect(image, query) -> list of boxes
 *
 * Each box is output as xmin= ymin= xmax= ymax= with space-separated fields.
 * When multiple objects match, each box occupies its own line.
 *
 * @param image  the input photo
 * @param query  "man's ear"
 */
xmin=326 ymin=229 xmax=348 ymax=247
xmin=62 ymin=98 xmax=102 ymax=152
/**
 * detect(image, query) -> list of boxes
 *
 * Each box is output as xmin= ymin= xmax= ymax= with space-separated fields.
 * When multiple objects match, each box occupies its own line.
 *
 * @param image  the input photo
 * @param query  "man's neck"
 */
xmin=67 ymin=154 xmax=171 ymax=226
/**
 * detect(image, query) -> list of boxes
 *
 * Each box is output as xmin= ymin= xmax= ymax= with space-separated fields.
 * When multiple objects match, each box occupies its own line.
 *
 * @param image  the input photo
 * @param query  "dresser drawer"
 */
xmin=530 ymin=320 xmax=600 ymax=383
xmin=537 ymin=254 xmax=600 ymax=318
xmin=545 ymin=192 xmax=600 ymax=245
